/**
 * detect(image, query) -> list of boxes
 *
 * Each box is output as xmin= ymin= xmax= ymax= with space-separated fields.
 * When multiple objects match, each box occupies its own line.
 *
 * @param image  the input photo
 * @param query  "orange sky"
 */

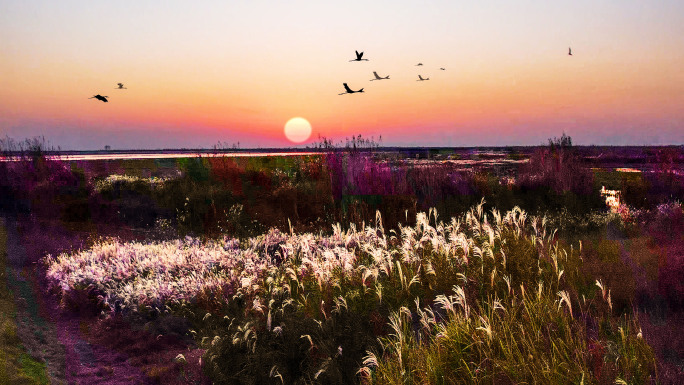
xmin=1 ymin=1 xmax=683 ymax=149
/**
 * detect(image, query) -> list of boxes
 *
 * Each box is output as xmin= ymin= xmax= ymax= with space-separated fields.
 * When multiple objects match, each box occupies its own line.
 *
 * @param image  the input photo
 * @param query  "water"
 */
xmin=0 ymin=151 xmax=323 ymax=161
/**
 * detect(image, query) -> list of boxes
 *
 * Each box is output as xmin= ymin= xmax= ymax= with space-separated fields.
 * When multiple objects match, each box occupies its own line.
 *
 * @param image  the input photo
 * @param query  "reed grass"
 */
xmin=44 ymin=202 xmax=658 ymax=384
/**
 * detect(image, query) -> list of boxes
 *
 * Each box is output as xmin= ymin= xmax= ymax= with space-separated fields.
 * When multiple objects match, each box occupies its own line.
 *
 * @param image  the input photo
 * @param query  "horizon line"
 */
xmin=4 ymin=144 xmax=683 ymax=154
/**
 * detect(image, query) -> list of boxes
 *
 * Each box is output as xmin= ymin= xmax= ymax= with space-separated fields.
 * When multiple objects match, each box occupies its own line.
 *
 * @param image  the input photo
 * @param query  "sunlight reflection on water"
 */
xmin=1 ymin=152 xmax=323 ymax=161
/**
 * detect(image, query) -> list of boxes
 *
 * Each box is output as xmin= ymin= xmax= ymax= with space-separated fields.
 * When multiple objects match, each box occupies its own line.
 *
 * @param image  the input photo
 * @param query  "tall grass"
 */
xmin=44 ymin=203 xmax=657 ymax=384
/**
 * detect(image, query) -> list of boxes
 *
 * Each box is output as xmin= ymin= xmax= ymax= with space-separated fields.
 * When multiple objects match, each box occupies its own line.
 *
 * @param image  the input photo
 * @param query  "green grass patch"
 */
xmin=0 ymin=219 xmax=50 ymax=385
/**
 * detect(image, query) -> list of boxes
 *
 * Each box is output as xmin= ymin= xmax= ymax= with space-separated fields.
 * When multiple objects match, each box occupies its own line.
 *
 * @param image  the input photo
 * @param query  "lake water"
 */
xmin=0 ymin=152 xmax=323 ymax=161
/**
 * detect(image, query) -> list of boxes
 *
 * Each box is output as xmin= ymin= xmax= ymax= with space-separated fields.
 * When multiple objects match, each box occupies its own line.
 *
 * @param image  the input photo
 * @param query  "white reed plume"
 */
xmin=333 ymin=296 xmax=348 ymax=314
xmin=492 ymin=298 xmax=506 ymax=314
xmin=596 ymin=280 xmax=613 ymax=311
xmin=435 ymin=285 xmax=470 ymax=319
xmin=477 ymin=315 xmax=493 ymax=342
xmin=434 ymin=295 xmax=455 ymax=317
xmin=300 ymin=334 xmax=314 ymax=351
xmin=596 ymin=279 xmax=607 ymax=299
xmin=387 ymin=312 xmax=406 ymax=368
xmin=270 ymin=366 xmax=284 ymax=384
xmin=314 ymin=358 xmax=331 ymax=379
xmin=557 ymin=290 xmax=573 ymax=319
xmin=537 ymin=281 xmax=544 ymax=299
xmin=491 ymin=208 xmax=502 ymax=227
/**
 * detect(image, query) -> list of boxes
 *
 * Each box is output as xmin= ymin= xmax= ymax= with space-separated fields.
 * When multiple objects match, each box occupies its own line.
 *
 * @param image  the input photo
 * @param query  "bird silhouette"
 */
xmin=116 ymin=83 xmax=127 ymax=89
xmin=338 ymin=83 xmax=364 ymax=95
xmin=350 ymin=50 xmax=369 ymax=62
xmin=417 ymin=75 xmax=430 ymax=81
xmin=89 ymin=94 xmax=109 ymax=102
xmin=568 ymin=47 xmax=572 ymax=56
xmin=416 ymin=63 xmax=423 ymax=66
xmin=439 ymin=68 xmax=445 ymax=70
xmin=370 ymin=71 xmax=390 ymax=81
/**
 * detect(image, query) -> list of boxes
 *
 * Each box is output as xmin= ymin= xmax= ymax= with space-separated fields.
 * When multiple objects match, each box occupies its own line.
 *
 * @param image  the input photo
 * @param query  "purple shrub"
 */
xmin=518 ymin=135 xmax=594 ymax=196
xmin=324 ymin=150 xmax=503 ymax=229
xmin=325 ymin=152 xmax=408 ymax=198
xmin=326 ymin=152 xmax=476 ymax=204
xmin=514 ymin=135 xmax=602 ymax=213
xmin=2 ymin=155 xmax=83 ymax=217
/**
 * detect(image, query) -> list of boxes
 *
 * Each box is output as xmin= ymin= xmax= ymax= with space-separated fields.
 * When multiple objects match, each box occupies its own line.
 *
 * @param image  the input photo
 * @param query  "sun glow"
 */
xmin=284 ymin=117 xmax=312 ymax=143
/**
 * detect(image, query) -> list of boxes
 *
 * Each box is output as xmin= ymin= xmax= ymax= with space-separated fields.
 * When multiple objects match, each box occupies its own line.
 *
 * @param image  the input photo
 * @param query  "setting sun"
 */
xmin=284 ymin=117 xmax=312 ymax=143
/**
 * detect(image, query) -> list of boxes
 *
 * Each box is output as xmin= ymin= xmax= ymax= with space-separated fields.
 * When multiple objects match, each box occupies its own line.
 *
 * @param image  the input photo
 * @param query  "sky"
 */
xmin=1 ymin=0 xmax=683 ymax=150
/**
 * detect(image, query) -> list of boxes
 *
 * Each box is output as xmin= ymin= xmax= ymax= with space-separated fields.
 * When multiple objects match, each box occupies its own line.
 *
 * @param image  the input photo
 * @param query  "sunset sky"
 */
xmin=1 ymin=1 xmax=683 ymax=150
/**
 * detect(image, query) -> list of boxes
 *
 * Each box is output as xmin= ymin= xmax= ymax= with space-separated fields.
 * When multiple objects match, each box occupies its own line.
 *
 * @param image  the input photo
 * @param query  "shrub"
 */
xmin=515 ymin=134 xmax=603 ymax=214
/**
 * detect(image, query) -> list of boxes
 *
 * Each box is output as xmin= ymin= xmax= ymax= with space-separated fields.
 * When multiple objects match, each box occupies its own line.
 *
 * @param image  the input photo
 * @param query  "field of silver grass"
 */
xmin=45 ymin=201 xmax=539 ymax=316
xmin=44 ymin=201 xmax=656 ymax=384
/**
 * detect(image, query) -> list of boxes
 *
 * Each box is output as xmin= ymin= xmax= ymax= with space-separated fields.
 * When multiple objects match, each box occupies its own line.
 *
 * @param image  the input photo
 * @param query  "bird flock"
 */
xmin=338 ymin=47 xmax=573 ymax=95
xmin=339 ymin=50 xmax=444 ymax=95
xmin=90 ymin=47 xmax=574 ymax=101
xmin=89 ymin=83 xmax=127 ymax=103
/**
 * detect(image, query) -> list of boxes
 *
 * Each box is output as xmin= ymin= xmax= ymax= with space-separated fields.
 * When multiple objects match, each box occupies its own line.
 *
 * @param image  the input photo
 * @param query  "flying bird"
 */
xmin=370 ymin=71 xmax=390 ymax=81
xmin=338 ymin=83 xmax=364 ymax=95
xmin=416 ymin=63 xmax=423 ymax=66
xmin=350 ymin=50 xmax=369 ymax=62
xmin=116 ymin=83 xmax=127 ymax=89
xmin=417 ymin=75 xmax=429 ymax=81
xmin=89 ymin=94 xmax=109 ymax=102
xmin=439 ymin=68 xmax=445 ymax=70
xmin=568 ymin=47 xmax=572 ymax=56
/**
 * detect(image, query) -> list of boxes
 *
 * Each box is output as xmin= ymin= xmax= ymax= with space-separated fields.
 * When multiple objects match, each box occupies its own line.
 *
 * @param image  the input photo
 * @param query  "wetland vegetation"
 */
xmin=1 ymin=135 xmax=683 ymax=384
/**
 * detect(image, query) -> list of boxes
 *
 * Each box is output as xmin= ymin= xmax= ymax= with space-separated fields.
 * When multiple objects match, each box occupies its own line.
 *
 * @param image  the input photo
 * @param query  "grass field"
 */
xmin=1 ymin=137 xmax=683 ymax=383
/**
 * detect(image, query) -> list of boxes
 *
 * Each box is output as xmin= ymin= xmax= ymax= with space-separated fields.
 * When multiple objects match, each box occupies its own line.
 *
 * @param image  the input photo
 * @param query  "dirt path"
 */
xmin=3 ymin=216 xmax=207 ymax=384
xmin=3 ymin=215 xmax=67 ymax=383
xmin=3 ymin=215 xmax=153 ymax=384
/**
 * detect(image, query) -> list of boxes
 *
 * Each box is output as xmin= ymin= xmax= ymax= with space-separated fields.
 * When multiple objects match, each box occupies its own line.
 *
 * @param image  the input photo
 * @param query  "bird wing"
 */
xmin=373 ymin=71 xmax=380 ymax=78
xmin=343 ymin=83 xmax=353 ymax=93
xmin=355 ymin=50 xmax=360 ymax=58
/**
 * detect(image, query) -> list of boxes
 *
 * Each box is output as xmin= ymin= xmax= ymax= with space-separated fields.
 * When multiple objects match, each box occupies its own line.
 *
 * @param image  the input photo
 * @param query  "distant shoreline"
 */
xmin=3 ymin=144 xmax=683 ymax=156
xmin=1 ymin=146 xmax=682 ymax=167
